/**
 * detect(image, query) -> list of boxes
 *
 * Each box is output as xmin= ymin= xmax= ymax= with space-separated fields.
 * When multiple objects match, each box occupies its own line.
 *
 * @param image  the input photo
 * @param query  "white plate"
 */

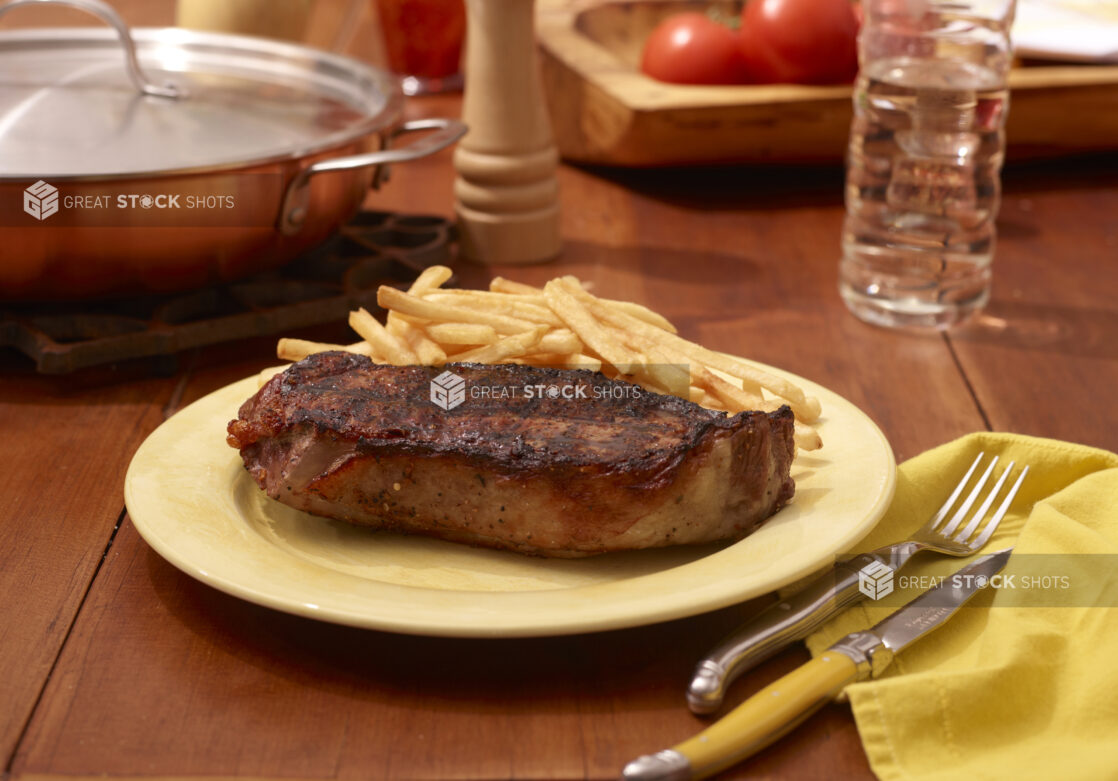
xmin=125 ymin=362 xmax=895 ymax=637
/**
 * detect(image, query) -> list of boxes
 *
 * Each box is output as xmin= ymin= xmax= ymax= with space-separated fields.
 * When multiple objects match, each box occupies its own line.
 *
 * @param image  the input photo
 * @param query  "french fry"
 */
xmin=616 ymin=303 xmax=677 ymax=334
xmin=639 ymin=345 xmax=692 ymax=398
xmin=537 ymin=328 xmax=582 ymax=355
xmin=276 ymin=338 xmax=373 ymax=362
xmin=453 ymin=325 xmax=547 ymax=363
xmin=378 ymin=285 xmax=538 ymax=335
xmin=402 ymin=325 xmax=448 ymax=366
xmin=349 ymin=307 xmax=418 ymax=365
xmin=512 ymin=352 xmax=604 ymax=372
xmin=558 ymin=353 xmax=603 ymax=372
xmin=440 ymin=342 xmax=486 ymax=357
xmin=425 ymin=322 xmax=498 ymax=345
xmin=695 ymin=366 xmax=766 ymax=414
xmin=423 ymin=292 xmax=564 ymax=326
xmin=544 ymin=279 xmax=642 ymax=375
xmin=426 ymin=290 xmax=546 ymax=305
xmin=489 ymin=276 xmax=543 ymax=295
xmin=388 ymin=311 xmax=439 ymax=332
xmin=383 ymin=310 xmax=446 ymax=364
xmin=556 ymin=275 xmax=678 ymax=334
xmin=793 ymin=424 xmax=823 ymax=451
xmin=384 ymin=310 xmax=408 ymax=338
xmin=407 ymin=265 xmax=453 ymax=295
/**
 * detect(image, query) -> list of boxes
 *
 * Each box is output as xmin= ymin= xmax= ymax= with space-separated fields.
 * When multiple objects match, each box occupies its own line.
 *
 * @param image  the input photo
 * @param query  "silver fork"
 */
xmin=687 ymin=452 xmax=1029 ymax=715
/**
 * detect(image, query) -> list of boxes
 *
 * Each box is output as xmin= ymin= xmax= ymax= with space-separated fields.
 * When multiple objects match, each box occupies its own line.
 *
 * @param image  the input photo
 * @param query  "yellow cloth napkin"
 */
xmin=805 ymin=433 xmax=1118 ymax=781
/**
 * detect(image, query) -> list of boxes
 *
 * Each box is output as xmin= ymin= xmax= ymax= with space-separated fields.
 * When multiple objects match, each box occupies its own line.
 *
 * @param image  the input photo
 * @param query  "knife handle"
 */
xmin=623 ymin=653 xmax=859 ymax=781
xmin=687 ymin=554 xmax=879 ymax=715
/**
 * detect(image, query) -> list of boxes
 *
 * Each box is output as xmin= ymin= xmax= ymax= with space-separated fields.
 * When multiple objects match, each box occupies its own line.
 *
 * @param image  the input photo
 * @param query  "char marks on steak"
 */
xmin=227 ymin=351 xmax=795 ymax=557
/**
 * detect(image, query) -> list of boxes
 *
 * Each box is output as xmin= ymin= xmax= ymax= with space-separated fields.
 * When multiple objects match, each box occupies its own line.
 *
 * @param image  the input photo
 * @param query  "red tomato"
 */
xmin=640 ymin=13 xmax=749 ymax=85
xmin=738 ymin=0 xmax=859 ymax=84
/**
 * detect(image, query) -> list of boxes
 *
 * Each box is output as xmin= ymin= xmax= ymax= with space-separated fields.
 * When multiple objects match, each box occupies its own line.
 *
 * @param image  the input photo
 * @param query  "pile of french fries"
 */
xmin=277 ymin=266 xmax=822 ymax=450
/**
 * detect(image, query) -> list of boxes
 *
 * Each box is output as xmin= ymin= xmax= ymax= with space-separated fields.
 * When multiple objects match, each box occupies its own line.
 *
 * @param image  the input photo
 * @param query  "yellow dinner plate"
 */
xmin=125 ymin=361 xmax=895 ymax=637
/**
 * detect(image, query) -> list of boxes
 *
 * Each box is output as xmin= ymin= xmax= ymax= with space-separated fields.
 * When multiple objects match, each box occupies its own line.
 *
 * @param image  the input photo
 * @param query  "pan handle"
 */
xmin=279 ymin=118 xmax=468 ymax=236
xmin=0 ymin=0 xmax=183 ymax=98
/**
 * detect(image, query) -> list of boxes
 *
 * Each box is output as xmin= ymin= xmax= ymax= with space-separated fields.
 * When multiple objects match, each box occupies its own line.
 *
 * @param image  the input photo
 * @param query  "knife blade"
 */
xmin=622 ymin=548 xmax=1013 ymax=781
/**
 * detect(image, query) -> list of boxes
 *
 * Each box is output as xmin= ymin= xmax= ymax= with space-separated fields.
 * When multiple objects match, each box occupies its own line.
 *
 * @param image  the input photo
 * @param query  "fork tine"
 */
xmin=929 ymin=452 xmax=985 ymax=530
xmin=954 ymin=460 xmax=1016 ymax=542
xmin=969 ymin=464 xmax=1030 ymax=549
xmin=940 ymin=455 xmax=999 ymax=537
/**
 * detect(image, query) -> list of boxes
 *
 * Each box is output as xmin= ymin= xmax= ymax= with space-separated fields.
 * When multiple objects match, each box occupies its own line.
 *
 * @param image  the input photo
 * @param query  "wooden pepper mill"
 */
xmin=454 ymin=0 xmax=562 ymax=265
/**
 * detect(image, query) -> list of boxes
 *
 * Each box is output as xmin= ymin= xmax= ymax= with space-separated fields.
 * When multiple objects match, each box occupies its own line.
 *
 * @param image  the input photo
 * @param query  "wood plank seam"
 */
xmin=3 ymin=508 xmax=128 ymax=777
xmin=944 ymin=335 xmax=993 ymax=432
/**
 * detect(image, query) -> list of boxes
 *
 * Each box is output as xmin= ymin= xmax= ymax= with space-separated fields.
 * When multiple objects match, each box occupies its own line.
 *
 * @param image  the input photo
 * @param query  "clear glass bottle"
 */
xmin=839 ymin=0 xmax=1017 ymax=330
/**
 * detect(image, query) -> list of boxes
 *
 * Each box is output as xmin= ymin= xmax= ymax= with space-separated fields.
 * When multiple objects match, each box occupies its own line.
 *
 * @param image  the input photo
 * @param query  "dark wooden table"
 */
xmin=3 ymin=5 xmax=1118 ymax=780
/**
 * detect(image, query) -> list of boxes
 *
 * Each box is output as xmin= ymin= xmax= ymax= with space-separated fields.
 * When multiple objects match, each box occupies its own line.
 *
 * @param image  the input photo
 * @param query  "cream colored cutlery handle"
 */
xmin=624 ymin=653 xmax=858 ymax=781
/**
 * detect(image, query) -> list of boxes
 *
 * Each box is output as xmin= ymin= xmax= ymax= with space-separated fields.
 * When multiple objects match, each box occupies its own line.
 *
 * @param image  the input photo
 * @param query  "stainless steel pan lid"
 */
xmin=0 ymin=0 xmax=404 ymax=179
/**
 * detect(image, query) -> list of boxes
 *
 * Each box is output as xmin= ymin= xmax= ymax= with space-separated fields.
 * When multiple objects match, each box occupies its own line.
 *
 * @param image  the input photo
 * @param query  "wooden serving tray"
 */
xmin=537 ymin=0 xmax=1118 ymax=166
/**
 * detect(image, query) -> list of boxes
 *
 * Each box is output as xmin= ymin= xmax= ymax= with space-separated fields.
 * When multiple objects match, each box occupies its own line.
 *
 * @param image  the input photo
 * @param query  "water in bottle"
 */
xmin=839 ymin=5 xmax=1014 ymax=330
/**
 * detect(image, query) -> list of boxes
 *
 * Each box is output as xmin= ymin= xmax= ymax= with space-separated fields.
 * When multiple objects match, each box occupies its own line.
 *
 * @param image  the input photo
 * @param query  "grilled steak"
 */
xmin=227 ymin=352 xmax=796 ymax=557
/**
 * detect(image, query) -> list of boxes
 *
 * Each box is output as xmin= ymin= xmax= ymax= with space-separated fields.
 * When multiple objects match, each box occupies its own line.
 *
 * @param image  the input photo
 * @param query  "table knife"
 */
xmin=621 ymin=547 xmax=1012 ymax=781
